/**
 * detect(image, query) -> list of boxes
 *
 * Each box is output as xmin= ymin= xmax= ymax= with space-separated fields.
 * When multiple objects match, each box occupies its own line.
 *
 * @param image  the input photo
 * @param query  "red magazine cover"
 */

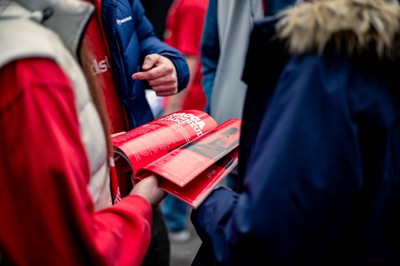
xmin=111 ymin=110 xmax=241 ymax=208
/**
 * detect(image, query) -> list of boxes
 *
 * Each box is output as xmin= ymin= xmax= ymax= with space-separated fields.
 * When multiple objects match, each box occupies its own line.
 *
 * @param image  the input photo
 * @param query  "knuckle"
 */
xmin=165 ymin=64 xmax=174 ymax=73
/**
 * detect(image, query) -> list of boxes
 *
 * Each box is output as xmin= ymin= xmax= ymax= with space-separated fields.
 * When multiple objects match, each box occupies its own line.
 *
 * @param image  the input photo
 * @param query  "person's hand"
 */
xmin=130 ymin=175 xmax=166 ymax=208
xmin=132 ymin=54 xmax=179 ymax=96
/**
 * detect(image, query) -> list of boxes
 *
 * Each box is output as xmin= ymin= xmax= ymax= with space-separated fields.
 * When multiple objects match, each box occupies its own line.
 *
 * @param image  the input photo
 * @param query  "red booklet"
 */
xmin=111 ymin=110 xmax=241 ymax=208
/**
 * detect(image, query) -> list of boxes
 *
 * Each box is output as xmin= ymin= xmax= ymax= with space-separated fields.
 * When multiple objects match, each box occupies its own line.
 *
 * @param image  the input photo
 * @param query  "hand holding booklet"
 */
xmin=111 ymin=110 xmax=241 ymax=208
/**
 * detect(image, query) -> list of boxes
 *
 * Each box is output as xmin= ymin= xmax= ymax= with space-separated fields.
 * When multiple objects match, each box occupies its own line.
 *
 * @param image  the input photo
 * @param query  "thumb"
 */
xmin=142 ymin=54 xmax=157 ymax=70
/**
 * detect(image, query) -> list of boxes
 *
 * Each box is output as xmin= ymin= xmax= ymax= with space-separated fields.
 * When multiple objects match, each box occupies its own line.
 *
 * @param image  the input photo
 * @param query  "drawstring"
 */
xmin=109 ymin=157 xmax=122 ymax=204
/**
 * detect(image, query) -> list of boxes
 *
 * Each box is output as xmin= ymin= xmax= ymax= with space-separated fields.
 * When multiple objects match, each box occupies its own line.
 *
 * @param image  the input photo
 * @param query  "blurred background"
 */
xmin=170 ymin=222 xmax=202 ymax=266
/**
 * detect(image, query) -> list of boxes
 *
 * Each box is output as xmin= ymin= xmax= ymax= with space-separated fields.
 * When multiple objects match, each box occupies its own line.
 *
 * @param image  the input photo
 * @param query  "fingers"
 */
xmin=132 ymin=61 xmax=174 ymax=81
xmin=145 ymin=71 xmax=176 ymax=87
xmin=132 ymin=54 xmax=163 ymax=80
xmin=132 ymin=64 xmax=173 ymax=80
xmin=152 ymin=85 xmax=178 ymax=96
xmin=141 ymin=54 xmax=159 ymax=71
xmin=130 ymin=175 xmax=167 ymax=208
xmin=131 ymin=54 xmax=179 ymax=96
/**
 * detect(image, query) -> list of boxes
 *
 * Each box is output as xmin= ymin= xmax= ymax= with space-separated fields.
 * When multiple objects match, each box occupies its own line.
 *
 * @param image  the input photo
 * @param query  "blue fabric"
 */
xmin=264 ymin=0 xmax=297 ymax=16
xmin=162 ymin=195 xmax=189 ymax=232
xmin=192 ymin=17 xmax=400 ymax=265
xmin=101 ymin=0 xmax=189 ymax=128
xmin=200 ymin=0 xmax=218 ymax=114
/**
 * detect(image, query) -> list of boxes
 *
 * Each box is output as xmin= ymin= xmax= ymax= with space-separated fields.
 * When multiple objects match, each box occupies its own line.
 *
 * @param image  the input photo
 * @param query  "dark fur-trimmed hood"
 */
xmin=276 ymin=0 xmax=400 ymax=59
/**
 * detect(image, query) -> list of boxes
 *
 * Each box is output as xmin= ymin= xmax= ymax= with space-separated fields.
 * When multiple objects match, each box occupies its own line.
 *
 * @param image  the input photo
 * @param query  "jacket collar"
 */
xmin=0 ymin=0 xmax=94 ymax=56
xmin=276 ymin=0 xmax=400 ymax=59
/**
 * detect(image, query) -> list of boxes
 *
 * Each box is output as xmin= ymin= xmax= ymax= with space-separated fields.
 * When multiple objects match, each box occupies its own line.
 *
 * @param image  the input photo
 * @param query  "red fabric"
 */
xmin=84 ymin=0 xmax=129 ymax=202
xmin=84 ymin=0 xmax=128 ymax=134
xmin=262 ymin=0 xmax=266 ymax=15
xmin=0 ymin=58 xmax=152 ymax=266
xmin=164 ymin=0 xmax=208 ymax=110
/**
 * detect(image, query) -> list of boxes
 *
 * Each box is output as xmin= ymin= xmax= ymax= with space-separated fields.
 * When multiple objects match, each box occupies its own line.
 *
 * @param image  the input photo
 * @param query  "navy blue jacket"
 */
xmin=101 ymin=0 xmax=189 ymax=128
xmin=192 ymin=3 xmax=400 ymax=265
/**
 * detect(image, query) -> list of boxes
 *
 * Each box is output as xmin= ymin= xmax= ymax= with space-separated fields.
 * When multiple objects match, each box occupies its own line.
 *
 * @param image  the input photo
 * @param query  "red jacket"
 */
xmin=84 ymin=0 xmax=129 ymax=134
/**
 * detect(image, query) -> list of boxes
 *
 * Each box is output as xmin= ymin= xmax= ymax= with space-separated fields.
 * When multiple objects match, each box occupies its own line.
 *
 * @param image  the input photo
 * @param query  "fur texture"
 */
xmin=276 ymin=0 xmax=400 ymax=58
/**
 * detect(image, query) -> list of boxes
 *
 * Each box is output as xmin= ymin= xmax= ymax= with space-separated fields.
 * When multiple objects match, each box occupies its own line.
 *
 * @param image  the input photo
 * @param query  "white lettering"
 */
xmin=116 ymin=16 xmax=132 ymax=25
xmin=90 ymin=56 xmax=111 ymax=76
xmin=160 ymin=112 xmax=206 ymax=136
